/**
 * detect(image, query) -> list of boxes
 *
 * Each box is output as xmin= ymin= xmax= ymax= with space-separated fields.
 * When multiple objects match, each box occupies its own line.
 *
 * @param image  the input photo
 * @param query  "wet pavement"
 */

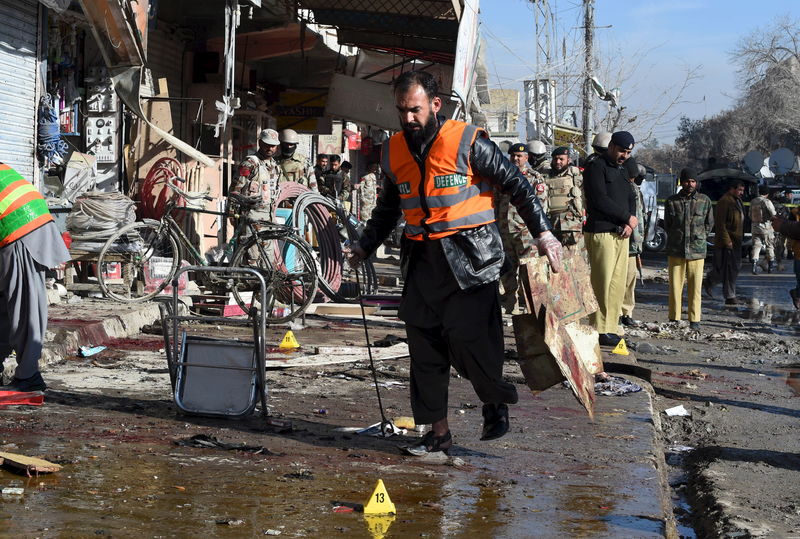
xmin=0 ymin=324 xmax=668 ymax=538
xmin=6 ymin=254 xmax=800 ymax=537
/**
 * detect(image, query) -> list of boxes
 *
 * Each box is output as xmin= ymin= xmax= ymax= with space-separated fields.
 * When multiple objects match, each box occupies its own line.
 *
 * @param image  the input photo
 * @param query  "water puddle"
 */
xmin=735 ymin=304 xmax=800 ymax=336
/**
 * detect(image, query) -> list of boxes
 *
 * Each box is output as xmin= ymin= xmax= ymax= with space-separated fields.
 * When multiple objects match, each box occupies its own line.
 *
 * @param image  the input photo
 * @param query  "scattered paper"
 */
xmin=664 ymin=405 xmax=691 ymax=417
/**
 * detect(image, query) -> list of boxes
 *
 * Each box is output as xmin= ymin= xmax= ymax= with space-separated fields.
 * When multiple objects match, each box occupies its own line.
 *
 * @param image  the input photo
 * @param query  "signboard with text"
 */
xmin=275 ymin=92 xmax=327 ymax=132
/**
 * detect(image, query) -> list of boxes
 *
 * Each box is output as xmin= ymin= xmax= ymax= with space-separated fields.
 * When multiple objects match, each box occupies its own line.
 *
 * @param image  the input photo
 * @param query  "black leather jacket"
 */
xmin=358 ymin=124 xmax=552 ymax=290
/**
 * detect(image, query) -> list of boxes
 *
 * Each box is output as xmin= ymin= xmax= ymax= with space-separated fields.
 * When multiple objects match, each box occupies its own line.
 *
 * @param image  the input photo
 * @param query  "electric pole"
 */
xmin=582 ymin=0 xmax=594 ymax=156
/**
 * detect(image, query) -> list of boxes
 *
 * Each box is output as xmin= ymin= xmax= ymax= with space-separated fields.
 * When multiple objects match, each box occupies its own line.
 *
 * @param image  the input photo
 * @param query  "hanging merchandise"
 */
xmin=344 ymin=129 xmax=361 ymax=150
xmin=37 ymin=95 xmax=70 ymax=168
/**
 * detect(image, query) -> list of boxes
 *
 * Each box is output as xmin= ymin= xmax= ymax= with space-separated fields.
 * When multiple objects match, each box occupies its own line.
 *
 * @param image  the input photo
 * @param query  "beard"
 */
xmin=402 ymin=113 xmax=438 ymax=150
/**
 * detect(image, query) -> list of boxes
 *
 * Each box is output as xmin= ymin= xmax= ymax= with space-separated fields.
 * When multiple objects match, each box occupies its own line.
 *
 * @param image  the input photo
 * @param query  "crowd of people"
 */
xmin=230 ymin=127 xmax=380 ymax=224
xmin=224 ymin=70 xmax=799 ymax=457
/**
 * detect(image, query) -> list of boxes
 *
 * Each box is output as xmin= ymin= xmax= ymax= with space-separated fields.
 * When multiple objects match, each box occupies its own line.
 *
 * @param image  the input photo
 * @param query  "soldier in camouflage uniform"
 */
xmin=543 ymin=146 xmax=585 ymax=250
xmin=229 ymin=128 xmax=283 ymax=226
xmin=276 ymin=129 xmax=309 ymax=186
xmin=527 ymin=140 xmax=549 ymax=174
xmin=498 ymin=142 xmax=549 ymax=313
xmin=356 ymin=162 xmax=379 ymax=221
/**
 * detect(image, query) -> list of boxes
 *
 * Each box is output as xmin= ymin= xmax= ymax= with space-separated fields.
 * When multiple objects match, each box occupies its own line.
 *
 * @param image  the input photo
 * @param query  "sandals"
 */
xmin=400 ymin=430 xmax=452 ymax=457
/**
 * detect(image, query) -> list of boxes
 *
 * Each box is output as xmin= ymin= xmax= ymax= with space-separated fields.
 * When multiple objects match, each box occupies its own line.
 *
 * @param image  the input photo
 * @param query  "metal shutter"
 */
xmin=0 ymin=0 xmax=38 ymax=181
xmin=145 ymin=28 xmax=184 ymax=138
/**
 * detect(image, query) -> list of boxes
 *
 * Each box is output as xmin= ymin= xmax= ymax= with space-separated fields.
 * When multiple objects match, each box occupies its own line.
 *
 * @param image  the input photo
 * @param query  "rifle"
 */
xmin=636 ymin=254 xmax=644 ymax=285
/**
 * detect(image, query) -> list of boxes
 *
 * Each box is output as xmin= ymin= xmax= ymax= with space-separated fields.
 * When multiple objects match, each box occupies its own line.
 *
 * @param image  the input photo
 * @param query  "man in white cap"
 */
xmin=230 ymin=128 xmax=284 ymax=223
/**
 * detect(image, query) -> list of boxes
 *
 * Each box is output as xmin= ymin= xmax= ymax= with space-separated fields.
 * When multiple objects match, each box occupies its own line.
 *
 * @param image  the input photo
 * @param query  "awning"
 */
xmin=297 ymin=0 xmax=463 ymax=64
xmin=207 ymin=24 xmax=319 ymax=63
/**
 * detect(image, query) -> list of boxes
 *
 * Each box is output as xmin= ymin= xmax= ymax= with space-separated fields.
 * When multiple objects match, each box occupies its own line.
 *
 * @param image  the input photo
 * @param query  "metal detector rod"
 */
xmin=354 ymin=263 xmax=390 ymax=433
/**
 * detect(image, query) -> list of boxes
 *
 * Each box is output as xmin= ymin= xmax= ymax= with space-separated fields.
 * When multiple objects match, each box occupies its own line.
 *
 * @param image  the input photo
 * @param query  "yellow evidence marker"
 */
xmin=279 ymin=330 xmax=300 ymax=349
xmin=612 ymin=338 xmax=629 ymax=356
xmin=363 ymin=479 xmax=396 ymax=515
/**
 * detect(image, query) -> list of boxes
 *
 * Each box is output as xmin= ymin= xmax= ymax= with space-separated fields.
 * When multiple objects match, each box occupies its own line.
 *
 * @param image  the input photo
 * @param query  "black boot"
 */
xmin=0 ymin=372 xmax=47 ymax=392
xmin=481 ymin=403 xmax=510 ymax=441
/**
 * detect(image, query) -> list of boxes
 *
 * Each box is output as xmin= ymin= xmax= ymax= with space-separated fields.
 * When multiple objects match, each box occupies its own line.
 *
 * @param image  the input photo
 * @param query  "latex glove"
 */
xmin=536 ymin=230 xmax=563 ymax=273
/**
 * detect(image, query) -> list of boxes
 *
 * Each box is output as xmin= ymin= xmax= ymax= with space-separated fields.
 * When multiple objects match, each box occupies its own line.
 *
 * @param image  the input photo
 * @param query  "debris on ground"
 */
xmin=373 ymin=334 xmax=406 ymax=347
xmin=355 ymin=422 xmax=405 ymax=437
xmin=594 ymin=375 xmax=642 ymax=396
xmin=0 ymin=452 xmax=62 ymax=475
xmin=78 ymin=345 xmax=106 ymax=357
xmin=174 ymin=434 xmax=278 ymax=455
xmin=1 ymin=487 xmax=24 ymax=496
xmin=632 ymin=342 xmax=663 ymax=354
xmin=709 ymin=330 xmax=750 ymax=341
xmin=283 ymin=470 xmax=314 ymax=480
xmin=215 ymin=518 xmax=245 ymax=526
xmin=682 ymin=369 xmax=709 ymax=380
xmin=391 ymin=416 xmax=416 ymax=429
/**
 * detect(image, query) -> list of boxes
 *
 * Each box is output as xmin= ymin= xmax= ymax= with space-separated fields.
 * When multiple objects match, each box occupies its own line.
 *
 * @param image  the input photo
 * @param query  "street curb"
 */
xmin=41 ymin=301 xmax=162 ymax=370
xmin=638 ymin=377 xmax=680 ymax=539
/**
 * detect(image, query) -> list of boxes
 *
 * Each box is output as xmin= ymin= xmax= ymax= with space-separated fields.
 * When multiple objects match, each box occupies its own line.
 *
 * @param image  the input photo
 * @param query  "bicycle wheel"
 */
xmin=98 ymin=220 xmax=181 ymax=302
xmin=230 ymin=231 xmax=318 ymax=323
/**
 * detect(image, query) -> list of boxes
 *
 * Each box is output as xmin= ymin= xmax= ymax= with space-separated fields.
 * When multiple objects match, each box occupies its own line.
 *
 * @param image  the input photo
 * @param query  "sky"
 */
xmin=479 ymin=0 xmax=799 ymax=144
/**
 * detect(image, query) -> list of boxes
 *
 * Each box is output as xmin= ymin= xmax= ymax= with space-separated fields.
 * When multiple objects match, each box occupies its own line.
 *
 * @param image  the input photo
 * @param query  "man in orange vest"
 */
xmin=0 ymin=163 xmax=70 ymax=392
xmin=347 ymin=71 xmax=562 ymax=456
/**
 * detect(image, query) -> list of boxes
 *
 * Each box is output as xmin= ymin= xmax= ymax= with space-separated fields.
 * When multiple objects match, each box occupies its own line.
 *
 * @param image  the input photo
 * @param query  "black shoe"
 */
xmin=689 ymin=322 xmax=701 ymax=331
xmin=619 ymin=315 xmax=641 ymax=327
xmin=400 ymin=430 xmax=452 ymax=456
xmin=0 ymin=372 xmax=47 ymax=392
xmin=598 ymin=333 xmax=622 ymax=347
xmin=751 ymin=262 xmax=758 ymax=275
xmin=481 ymin=403 xmax=510 ymax=441
xmin=702 ymin=281 xmax=714 ymax=299
xmin=724 ymin=297 xmax=741 ymax=306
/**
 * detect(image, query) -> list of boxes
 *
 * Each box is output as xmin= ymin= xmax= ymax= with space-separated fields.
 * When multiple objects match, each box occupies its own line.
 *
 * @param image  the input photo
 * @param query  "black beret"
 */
xmin=610 ymin=131 xmax=635 ymax=150
xmin=551 ymin=146 xmax=570 ymax=157
xmin=508 ymin=142 xmax=527 ymax=154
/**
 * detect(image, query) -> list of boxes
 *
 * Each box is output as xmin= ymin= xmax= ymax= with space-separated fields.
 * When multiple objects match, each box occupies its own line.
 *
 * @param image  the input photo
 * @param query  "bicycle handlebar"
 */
xmin=164 ymin=176 xmax=213 ymax=202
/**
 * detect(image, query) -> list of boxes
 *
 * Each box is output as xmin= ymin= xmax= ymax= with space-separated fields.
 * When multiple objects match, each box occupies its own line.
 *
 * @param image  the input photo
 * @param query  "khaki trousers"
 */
xmin=621 ymin=255 xmax=637 ymax=317
xmin=668 ymin=256 xmax=705 ymax=322
xmin=586 ymin=232 xmax=629 ymax=334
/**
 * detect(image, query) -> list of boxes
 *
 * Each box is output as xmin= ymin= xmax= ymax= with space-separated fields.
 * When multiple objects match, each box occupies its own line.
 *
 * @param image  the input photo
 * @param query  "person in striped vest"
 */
xmin=0 ymin=163 xmax=69 ymax=392
xmin=347 ymin=71 xmax=562 ymax=456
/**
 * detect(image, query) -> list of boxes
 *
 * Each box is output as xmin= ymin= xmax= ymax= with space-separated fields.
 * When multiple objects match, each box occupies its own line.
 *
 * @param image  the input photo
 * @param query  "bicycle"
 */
xmin=96 ymin=177 xmax=318 ymax=323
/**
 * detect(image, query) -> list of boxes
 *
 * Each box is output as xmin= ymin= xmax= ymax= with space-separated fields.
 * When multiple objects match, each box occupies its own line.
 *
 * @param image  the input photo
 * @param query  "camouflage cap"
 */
xmin=259 ymin=128 xmax=280 ymax=145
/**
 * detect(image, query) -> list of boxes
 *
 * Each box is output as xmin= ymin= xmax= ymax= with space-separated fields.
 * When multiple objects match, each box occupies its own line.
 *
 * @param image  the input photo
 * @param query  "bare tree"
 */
xmin=730 ymin=16 xmax=800 ymax=150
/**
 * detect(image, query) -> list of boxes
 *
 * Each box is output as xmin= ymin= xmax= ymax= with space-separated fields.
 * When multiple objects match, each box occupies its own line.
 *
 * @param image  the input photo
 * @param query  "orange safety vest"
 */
xmin=381 ymin=120 xmax=495 ymax=240
xmin=0 ymin=163 xmax=53 ymax=247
